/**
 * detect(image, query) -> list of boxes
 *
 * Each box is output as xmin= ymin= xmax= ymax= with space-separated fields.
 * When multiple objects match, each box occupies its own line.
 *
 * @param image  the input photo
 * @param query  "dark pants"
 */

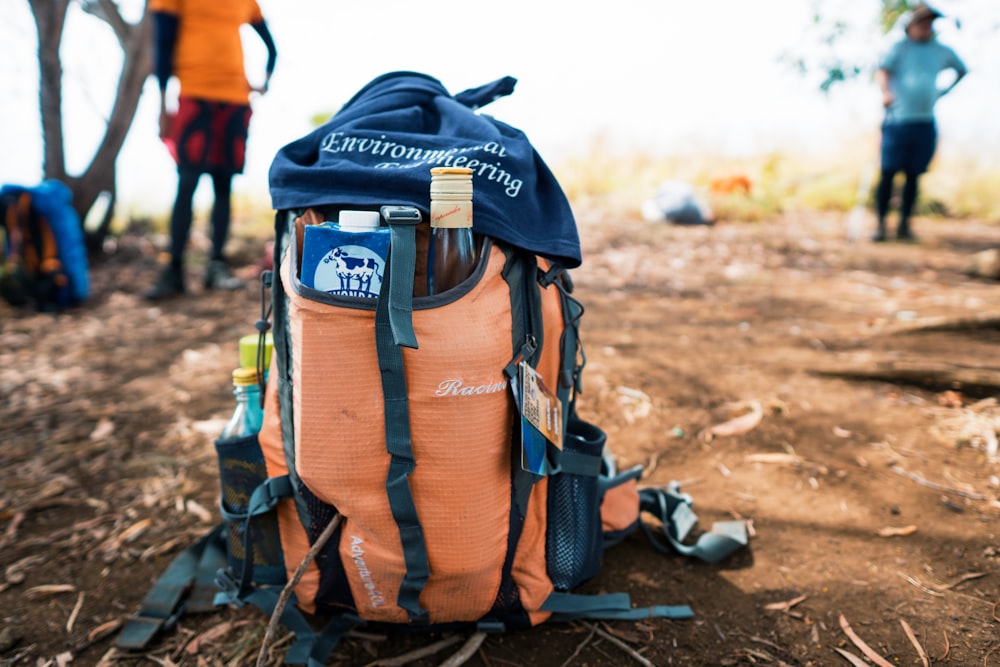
xmin=169 ymin=171 xmax=233 ymax=266
xmin=876 ymin=121 xmax=936 ymax=234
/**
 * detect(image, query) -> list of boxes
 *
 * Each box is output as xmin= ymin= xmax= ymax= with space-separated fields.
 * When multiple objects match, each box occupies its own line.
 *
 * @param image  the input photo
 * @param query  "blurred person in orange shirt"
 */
xmin=146 ymin=0 xmax=277 ymax=300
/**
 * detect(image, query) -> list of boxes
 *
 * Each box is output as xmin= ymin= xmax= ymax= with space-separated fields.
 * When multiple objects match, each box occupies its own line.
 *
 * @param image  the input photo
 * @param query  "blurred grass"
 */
xmin=550 ymin=131 xmax=1000 ymax=224
xmin=129 ymin=131 xmax=1000 ymax=236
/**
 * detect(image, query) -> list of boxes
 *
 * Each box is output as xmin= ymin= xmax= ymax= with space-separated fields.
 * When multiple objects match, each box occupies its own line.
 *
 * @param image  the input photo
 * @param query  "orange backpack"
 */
xmin=118 ymin=73 xmax=747 ymax=664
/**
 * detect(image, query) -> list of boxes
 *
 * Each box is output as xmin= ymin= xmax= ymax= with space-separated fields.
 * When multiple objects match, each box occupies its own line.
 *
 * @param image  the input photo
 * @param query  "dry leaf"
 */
xmin=6 ymin=554 xmax=47 ymax=584
xmin=899 ymin=619 xmax=929 ymax=667
xmin=763 ymin=594 xmax=807 ymax=611
xmin=709 ymin=401 xmax=763 ymax=437
xmin=833 ymin=426 xmax=852 ymax=438
xmin=36 ymin=476 xmax=74 ymax=502
xmin=89 ymin=417 xmax=115 ymax=441
xmin=66 ymin=591 xmax=85 ymax=633
xmin=833 ymin=647 xmax=870 ymax=667
xmin=24 ymin=584 xmax=76 ymax=600
xmin=618 ymin=386 xmax=652 ymax=424
xmin=839 ymin=614 xmax=895 ymax=667
xmin=877 ymin=525 xmax=918 ymax=537
xmin=185 ymin=621 xmax=240 ymax=654
xmin=140 ymin=535 xmax=185 ymax=561
xmin=746 ymin=453 xmax=803 ymax=465
xmin=87 ymin=619 xmax=122 ymax=643
xmin=626 ymin=571 xmax=661 ymax=588
xmin=185 ymin=499 xmax=213 ymax=523
xmin=117 ymin=518 xmax=152 ymax=545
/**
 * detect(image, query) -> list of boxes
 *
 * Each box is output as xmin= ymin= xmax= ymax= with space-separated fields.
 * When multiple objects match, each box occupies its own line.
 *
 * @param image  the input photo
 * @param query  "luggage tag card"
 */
xmin=520 ymin=362 xmax=563 ymax=474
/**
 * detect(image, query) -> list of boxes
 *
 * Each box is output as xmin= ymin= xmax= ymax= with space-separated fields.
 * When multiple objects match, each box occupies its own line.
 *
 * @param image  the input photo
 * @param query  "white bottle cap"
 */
xmin=338 ymin=210 xmax=381 ymax=230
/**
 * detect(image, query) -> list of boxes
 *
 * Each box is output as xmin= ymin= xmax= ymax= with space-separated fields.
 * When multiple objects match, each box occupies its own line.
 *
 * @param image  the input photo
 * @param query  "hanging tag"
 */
xmin=519 ymin=363 xmax=563 ymax=474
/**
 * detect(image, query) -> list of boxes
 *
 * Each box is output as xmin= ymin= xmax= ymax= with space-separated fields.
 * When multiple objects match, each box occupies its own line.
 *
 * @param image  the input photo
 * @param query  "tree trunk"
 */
xmin=29 ymin=0 xmax=70 ymax=182
xmin=69 ymin=11 xmax=152 ymax=254
xmin=29 ymin=0 xmax=152 ymax=255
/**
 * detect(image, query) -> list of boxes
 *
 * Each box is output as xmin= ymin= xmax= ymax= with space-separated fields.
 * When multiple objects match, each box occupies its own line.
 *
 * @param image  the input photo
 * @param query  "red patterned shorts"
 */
xmin=169 ymin=97 xmax=252 ymax=175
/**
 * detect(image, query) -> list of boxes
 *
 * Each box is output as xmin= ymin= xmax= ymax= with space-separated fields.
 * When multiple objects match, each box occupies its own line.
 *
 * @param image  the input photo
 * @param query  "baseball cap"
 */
xmin=909 ymin=3 xmax=943 ymax=25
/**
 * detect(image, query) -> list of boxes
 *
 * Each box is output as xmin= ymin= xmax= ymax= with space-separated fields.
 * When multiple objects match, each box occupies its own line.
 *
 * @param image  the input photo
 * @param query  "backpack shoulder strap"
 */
xmin=637 ymin=484 xmax=749 ymax=564
xmin=371 ymin=205 xmax=429 ymax=623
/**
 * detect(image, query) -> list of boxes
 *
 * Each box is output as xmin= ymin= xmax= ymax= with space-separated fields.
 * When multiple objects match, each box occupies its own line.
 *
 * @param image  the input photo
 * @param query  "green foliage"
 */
xmin=880 ymin=0 xmax=911 ymax=33
xmin=801 ymin=0 xmax=936 ymax=92
xmin=310 ymin=112 xmax=335 ymax=128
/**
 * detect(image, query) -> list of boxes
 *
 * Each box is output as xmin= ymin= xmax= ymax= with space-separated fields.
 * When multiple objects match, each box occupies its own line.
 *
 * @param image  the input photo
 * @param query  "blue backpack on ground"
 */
xmin=0 ymin=180 xmax=89 ymax=311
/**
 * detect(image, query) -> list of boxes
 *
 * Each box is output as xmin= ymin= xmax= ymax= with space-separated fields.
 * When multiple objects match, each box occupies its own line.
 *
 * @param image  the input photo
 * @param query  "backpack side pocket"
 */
xmin=546 ymin=418 xmax=606 ymax=591
xmin=215 ymin=433 xmax=286 ymax=585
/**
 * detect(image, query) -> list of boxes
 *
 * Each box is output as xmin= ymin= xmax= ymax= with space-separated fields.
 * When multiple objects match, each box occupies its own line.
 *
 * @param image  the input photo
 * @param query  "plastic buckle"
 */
xmin=379 ymin=205 xmax=422 ymax=225
xmin=214 ymin=566 xmax=240 ymax=595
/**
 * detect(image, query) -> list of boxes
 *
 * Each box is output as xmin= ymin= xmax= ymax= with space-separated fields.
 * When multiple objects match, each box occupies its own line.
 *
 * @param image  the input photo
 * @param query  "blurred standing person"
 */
xmin=146 ymin=0 xmax=277 ymax=300
xmin=872 ymin=3 xmax=966 ymax=243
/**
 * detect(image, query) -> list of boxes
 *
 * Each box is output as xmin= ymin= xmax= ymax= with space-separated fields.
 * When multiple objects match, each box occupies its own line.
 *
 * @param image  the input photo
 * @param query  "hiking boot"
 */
xmin=204 ymin=260 xmax=245 ymax=291
xmin=144 ymin=265 xmax=186 ymax=301
xmin=896 ymin=226 xmax=917 ymax=243
xmin=871 ymin=219 xmax=887 ymax=243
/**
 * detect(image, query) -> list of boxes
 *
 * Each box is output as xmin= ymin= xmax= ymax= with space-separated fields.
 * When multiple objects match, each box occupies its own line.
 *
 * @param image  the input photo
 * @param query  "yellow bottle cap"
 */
xmin=232 ymin=367 xmax=260 ymax=387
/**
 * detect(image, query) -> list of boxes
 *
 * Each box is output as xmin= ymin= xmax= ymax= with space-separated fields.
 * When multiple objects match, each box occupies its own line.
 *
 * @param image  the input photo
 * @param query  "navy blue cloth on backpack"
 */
xmin=268 ymin=71 xmax=581 ymax=269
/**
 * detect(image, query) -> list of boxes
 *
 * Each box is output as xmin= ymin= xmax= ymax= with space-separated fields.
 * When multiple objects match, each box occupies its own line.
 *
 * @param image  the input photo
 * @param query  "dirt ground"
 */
xmin=2 ymin=209 xmax=999 ymax=667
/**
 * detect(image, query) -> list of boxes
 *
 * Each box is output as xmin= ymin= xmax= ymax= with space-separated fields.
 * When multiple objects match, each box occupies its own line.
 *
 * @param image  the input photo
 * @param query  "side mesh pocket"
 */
xmin=546 ymin=418 xmax=606 ymax=591
xmin=215 ymin=434 xmax=286 ymax=585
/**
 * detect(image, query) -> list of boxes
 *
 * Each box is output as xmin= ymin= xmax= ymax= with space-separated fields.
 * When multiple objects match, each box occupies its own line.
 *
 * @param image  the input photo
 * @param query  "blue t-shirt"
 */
xmin=880 ymin=36 xmax=967 ymax=124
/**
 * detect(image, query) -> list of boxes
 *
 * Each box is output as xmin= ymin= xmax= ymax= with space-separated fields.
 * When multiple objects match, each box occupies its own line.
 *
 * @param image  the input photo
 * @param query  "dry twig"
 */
xmin=559 ymin=624 xmax=598 ymax=667
xmin=890 ymin=466 xmax=987 ymax=500
xmin=899 ymin=573 xmax=945 ymax=597
xmin=255 ymin=512 xmax=343 ymax=667
xmin=985 ymin=644 xmax=1000 ymax=667
xmin=935 ymin=572 xmax=987 ymax=591
xmin=364 ymin=635 xmax=463 ymax=667
xmin=438 ymin=632 xmax=487 ymax=667
xmin=591 ymin=623 xmax=654 ymax=667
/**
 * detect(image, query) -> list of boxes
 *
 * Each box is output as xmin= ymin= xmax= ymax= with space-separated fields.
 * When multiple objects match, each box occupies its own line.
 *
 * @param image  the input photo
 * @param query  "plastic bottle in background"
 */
xmin=220 ymin=367 xmax=264 ymax=440
xmin=239 ymin=332 xmax=273 ymax=380
xmin=427 ymin=167 xmax=479 ymax=295
xmin=300 ymin=210 xmax=390 ymax=297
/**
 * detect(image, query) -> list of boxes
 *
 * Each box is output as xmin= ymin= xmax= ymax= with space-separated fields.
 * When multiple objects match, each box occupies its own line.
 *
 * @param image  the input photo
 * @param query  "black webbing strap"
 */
xmin=373 ymin=206 xmax=429 ymax=623
xmin=116 ymin=524 xmax=227 ymax=650
xmin=501 ymin=250 xmax=546 ymax=514
xmin=541 ymin=591 xmax=694 ymax=621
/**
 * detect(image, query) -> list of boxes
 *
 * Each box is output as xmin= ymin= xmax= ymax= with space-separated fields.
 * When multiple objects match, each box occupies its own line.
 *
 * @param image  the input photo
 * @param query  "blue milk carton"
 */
xmin=300 ymin=210 xmax=390 ymax=298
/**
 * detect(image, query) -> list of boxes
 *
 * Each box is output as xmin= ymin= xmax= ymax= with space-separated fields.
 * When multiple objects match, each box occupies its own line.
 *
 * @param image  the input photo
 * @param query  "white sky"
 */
xmin=1 ymin=0 xmax=997 ymax=215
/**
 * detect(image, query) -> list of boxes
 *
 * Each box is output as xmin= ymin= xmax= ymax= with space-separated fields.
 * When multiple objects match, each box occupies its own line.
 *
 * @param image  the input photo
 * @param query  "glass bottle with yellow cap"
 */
xmin=220 ymin=367 xmax=264 ymax=440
